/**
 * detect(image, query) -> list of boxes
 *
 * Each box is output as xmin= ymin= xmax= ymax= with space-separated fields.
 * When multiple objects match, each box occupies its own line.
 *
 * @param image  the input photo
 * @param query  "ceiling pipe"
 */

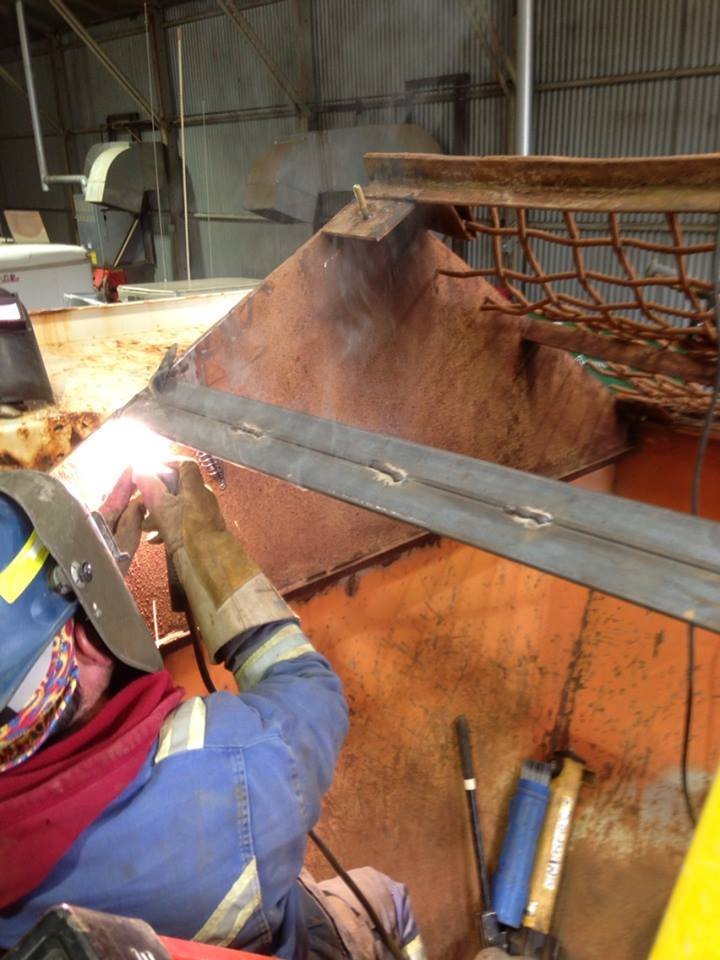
xmin=515 ymin=0 xmax=533 ymax=155
xmin=15 ymin=1 xmax=87 ymax=194
xmin=15 ymin=0 xmax=49 ymax=192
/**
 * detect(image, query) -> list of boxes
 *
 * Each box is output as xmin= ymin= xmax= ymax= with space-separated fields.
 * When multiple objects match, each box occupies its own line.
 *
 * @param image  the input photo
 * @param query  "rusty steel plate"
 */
xmin=362 ymin=152 xmax=720 ymax=212
xmin=62 ymin=223 xmax=627 ymax=636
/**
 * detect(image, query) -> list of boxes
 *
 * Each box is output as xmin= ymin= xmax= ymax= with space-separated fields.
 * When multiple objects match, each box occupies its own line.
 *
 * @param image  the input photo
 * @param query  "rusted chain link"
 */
xmin=435 ymin=206 xmax=719 ymax=428
xmin=436 ymin=208 xmax=718 ymax=360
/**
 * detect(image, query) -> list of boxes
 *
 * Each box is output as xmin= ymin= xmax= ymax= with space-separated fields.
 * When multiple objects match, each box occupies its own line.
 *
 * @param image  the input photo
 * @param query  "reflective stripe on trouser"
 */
xmin=300 ymin=866 xmax=425 ymax=960
xmin=192 ymin=857 xmax=263 ymax=947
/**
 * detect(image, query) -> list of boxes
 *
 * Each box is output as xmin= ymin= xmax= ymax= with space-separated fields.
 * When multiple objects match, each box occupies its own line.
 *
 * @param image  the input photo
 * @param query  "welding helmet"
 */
xmin=0 ymin=472 xmax=161 ymax=760
xmin=0 ymin=493 xmax=77 ymax=716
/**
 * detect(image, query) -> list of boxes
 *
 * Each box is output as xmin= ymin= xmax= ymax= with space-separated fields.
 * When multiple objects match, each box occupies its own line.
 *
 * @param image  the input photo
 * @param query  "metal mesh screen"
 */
xmin=439 ymin=207 xmax=719 ymax=428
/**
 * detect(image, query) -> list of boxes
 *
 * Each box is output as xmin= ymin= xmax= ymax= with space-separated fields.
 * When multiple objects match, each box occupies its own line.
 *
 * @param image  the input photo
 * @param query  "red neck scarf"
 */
xmin=0 ymin=670 xmax=184 ymax=909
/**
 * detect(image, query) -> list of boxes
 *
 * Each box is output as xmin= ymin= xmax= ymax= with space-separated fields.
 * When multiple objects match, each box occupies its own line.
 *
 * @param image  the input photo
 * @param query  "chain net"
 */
xmin=441 ymin=208 xmax=718 ymax=430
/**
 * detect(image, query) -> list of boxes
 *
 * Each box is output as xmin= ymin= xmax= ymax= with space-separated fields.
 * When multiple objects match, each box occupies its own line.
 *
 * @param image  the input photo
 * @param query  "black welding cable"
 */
xmin=681 ymin=625 xmax=697 ymax=828
xmin=188 ymin=611 xmax=218 ymax=694
xmin=308 ymin=829 xmax=406 ymax=960
xmin=681 ymin=213 xmax=720 ymax=829
xmin=189 ymin=631 xmax=404 ymax=959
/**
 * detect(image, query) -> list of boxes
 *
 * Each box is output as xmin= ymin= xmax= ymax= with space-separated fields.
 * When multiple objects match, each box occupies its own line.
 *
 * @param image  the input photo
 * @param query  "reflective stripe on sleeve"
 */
xmin=154 ymin=696 xmax=206 ymax=763
xmin=235 ymin=624 xmax=315 ymax=690
xmin=0 ymin=531 xmax=48 ymax=604
xmin=192 ymin=857 xmax=262 ymax=946
xmin=403 ymin=935 xmax=427 ymax=960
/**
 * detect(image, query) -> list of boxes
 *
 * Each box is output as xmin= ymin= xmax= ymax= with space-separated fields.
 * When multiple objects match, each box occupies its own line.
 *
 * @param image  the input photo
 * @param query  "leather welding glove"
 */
xmin=99 ymin=467 xmax=145 ymax=575
xmin=135 ymin=460 xmax=295 ymax=661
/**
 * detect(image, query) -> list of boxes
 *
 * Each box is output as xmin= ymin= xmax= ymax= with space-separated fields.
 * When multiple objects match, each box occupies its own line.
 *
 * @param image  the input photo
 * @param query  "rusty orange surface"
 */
xmin=167 ymin=428 xmax=719 ymax=960
xmin=172 ymin=224 xmax=625 ymax=591
xmin=125 ymin=222 xmax=625 ymax=639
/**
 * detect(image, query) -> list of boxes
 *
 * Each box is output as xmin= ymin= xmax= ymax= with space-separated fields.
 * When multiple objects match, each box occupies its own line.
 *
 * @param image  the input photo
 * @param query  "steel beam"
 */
xmin=361 ymin=153 xmax=720 ymax=213
xmin=459 ymin=0 xmax=515 ymax=97
xmin=47 ymin=0 xmax=163 ymax=130
xmin=128 ymin=378 xmax=720 ymax=634
xmin=217 ymin=0 xmax=310 ymax=118
xmin=0 ymin=63 xmax=60 ymax=133
xmin=291 ymin=0 xmax=317 ymax=131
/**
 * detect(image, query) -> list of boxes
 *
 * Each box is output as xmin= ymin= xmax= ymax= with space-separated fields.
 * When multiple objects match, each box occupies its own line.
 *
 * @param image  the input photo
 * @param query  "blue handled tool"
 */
xmin=492 ymin=760 xmax=552 ymax=929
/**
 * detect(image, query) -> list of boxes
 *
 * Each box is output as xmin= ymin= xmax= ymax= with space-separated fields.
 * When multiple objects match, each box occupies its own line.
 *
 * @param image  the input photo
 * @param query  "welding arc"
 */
xmin=681 ymin=213 xmax=720 ymax=829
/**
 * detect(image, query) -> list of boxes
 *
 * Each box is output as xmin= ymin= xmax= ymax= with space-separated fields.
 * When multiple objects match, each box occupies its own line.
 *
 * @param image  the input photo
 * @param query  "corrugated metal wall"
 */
xmin=0 ymin=0 xmax=718 ymax=283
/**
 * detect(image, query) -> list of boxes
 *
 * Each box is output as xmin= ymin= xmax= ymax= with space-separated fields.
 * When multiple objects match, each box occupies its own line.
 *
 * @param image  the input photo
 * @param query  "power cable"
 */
xmin=143 ymin=1 xmax=168 ymax=282
xmin=681 ymin=213 xmax=720 ymax=828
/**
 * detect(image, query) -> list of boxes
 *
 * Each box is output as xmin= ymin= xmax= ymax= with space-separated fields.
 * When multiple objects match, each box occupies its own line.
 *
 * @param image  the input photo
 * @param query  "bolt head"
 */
xmin=70 ymin=560 xmax=93 ymax=586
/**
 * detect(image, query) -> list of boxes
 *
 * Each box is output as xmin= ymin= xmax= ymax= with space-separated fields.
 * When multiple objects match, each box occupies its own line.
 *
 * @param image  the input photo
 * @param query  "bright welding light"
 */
xmin=59 ymin=417 xmax=175 ymax=509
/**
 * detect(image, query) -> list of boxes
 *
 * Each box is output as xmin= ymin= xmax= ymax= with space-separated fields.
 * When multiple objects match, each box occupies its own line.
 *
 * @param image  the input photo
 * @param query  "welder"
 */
xmin=0 ymin=463 xmax=424 ymax=960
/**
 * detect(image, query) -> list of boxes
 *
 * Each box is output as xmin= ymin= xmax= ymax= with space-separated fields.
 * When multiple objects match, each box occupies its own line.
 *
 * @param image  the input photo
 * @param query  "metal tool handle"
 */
xmin=456 ymin=715 xmax=476 ymax=783
xmin=455 ymin=716 xmax=493 ymax=914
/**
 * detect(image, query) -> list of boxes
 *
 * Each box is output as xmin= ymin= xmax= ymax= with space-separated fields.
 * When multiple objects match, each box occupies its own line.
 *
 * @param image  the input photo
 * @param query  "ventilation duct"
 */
xmin=245 ymin=124 xmax=441 ymax=223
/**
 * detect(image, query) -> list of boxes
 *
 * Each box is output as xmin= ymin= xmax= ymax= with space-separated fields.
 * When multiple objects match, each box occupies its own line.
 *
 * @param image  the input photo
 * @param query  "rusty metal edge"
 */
xmin=362 ymin=152 xmax=720 ymax=213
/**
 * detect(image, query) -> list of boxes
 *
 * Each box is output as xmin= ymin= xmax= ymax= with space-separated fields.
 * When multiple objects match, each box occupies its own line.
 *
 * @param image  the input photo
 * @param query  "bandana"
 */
xmin=0 ymin=619 xmax=78 ymax=773
xmin=0 ymin=669 xmax=184 ymax=909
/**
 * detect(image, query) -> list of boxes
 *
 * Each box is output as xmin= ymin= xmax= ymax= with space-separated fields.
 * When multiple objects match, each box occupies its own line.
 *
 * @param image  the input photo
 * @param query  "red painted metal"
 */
xmin=159 ymin=936 xmax=271 ymax=960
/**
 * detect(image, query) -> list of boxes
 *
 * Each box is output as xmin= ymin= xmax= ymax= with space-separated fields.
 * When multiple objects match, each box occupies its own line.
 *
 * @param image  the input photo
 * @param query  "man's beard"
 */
xmin=49 ymin=685 xmax=82 ymax=742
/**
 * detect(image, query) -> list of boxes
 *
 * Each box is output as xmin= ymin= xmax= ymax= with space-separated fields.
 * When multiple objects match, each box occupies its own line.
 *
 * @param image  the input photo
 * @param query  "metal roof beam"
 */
xmin=0 ymin=0 xmax=53 ymax=36
xmin=0 ymin=62 xmax=61 ymax=132
xmin=46 ymin=0 xmax=164 ymax=130
xmin=217 ymin=0 xmax=310 ymax=118
xmin=459 ymin=0 xmax=515 ymax=97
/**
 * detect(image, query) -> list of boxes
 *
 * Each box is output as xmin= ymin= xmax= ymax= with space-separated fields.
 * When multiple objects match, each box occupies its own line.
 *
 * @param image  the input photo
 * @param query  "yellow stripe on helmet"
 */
xmin=0 ymin=530 xmax=49 ymax=604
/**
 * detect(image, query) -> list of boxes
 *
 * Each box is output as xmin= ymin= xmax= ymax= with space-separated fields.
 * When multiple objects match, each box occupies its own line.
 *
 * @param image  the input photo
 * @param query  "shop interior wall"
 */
xmin=166 ymin=427 xmax=720 ymax=960
xmin=2 ymin=0 xmax=718 ymax=281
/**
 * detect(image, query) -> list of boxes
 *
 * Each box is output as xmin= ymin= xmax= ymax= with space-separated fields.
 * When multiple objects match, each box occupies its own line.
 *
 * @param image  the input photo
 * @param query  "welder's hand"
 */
xmin=99 ymin=466 xmax=135 ymax=526
xmin=136 ymin=460 xmax=294 ymax=662
xmin=99 ymin=467 xmax=145 ymax=573
xmin=134 ymin=460 xmax=226 ymax=557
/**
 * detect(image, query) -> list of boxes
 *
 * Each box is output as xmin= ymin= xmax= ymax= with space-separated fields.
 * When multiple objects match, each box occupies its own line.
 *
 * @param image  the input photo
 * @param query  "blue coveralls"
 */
xmin=0 ymin=621 xmax=423 ymax=960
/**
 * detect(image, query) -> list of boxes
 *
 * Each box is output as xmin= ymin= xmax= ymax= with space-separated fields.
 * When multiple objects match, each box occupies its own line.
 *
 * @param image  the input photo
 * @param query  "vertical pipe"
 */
xmin=15 ymin=0 xmax=49 ymax=191
xmin=516 ymin=0 xmax=533 ymax=155
xmin=177 ymin=27 xmax=191 ymax=282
